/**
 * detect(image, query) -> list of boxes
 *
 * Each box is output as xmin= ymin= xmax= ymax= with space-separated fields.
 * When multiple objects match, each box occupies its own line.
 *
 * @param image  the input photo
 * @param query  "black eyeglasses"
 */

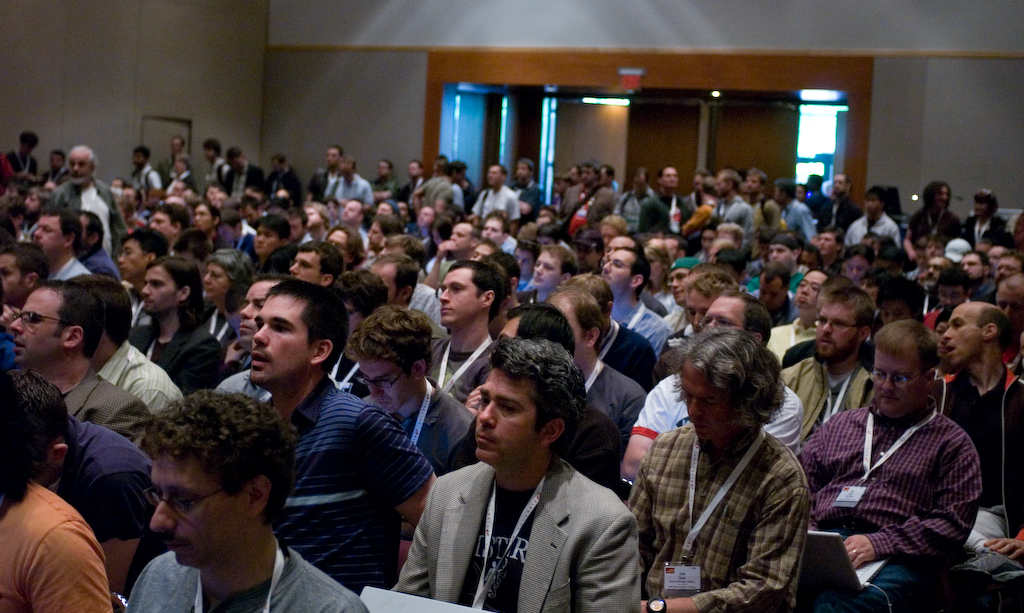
xmin=143 ymin=486 xmax=224 ymax=516
xmin=354 ymin=372 xmax=402 ymax=388
xmin=17 ymin=311 xmax=71 ymax=326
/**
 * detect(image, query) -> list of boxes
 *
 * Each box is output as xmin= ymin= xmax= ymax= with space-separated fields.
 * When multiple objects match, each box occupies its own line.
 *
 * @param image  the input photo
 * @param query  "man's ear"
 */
xmin=630 ymin=274 xmax=645 ymax=291
xmin=584 ymin=326 xmax=601 ymax=350
xmin=319 ymin=274 xmax=335 ymax=288
xmin=480 ymin=289 xmax=495 ymax=310
xmin=396 ymin=285 xmax=414 ymax=305
xmin=244 ymin=475 xmax=272 ymax=519
xmin=409 ymin=359 xmax=427 ymax=379
xmin=309 ymin=339 xmax=334 ymax=368
xmin=538 ymin=417 xmax=565 ymax=449
xmin=61 ymin=325 xmax=85 ymax=352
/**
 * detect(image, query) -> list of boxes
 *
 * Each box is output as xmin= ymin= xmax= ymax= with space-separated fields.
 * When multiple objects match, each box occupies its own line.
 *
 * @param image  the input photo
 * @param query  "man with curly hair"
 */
xmin=396 ymin=337 xmax=639 ymax=613
xmin=630 ymin=328 xmax=810 ymax=613
xmin=128 ymin=391 xmax=368 ymax=613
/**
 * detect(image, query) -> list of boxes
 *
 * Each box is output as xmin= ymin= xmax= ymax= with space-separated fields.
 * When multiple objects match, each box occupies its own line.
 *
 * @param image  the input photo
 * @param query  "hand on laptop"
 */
xmin=844 ymin=534 xmax=876 ymax=569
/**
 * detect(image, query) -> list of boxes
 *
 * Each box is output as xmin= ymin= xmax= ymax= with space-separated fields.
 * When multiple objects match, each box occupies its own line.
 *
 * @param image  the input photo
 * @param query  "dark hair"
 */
xmin=844 ymin=243 xmax=876 ymax=265
xmin=202 ymin=138 xmax=222 ymax=155
xmin=373 ymin=214 xmax=405 ymax=237
xmin=760 ymin=260 xmax=792 ymax=288
xmin=937 ymin=266 xmax=971 ymax=290
xmin=483 ymin=251 xmax=520 ymax=296
xmin=296 ymin=241 xmax=343 ymax=280
xmin=40 ymin=206 xmax=83 ymax=252
xmin=285 ymin=206 xmax=307 ymax=227
xmin=774 ymin=178 xmax=797 ymax=199
xmin=1 ymin=242 xmax=49 ymax=280
xmin=40 ymin=281 xmax=104 ymax=358
xmin=483 ymin=211 xmax=511 ymax=235
xmin=256 ymin=214 xmax=291 ymax=240
xmin=1 ymin=370 xmax=61 ymax=501
xmin=383 ymin=235 xmax=426 ymax=268
xmin=336 ymin=270 xmax=388 ymax=318
xmin=346 ymin=305 xmax=434 ymax=372
xmin=974 ymin=189 xmax=998 ymax=213
xmin=123 ymin=228 xmax=169 ymax=257
xmin=448 ymin=260 xmax=506 ymax=320
xmin=514 ymin=239 xmax=540 ymax=261
xmin=66 ymin=275 xmax=132 ymax=345
xmin=148 ymin=255 xmax=206 ymax=330
xmin=923 ymin=181 xmax=951 ymax=209
xmin=489 ymin=337 xmax=585 ymax=439
xmin=140 ymin=391 xmax=297 ymax=523
xmin=372 ymin=254 xmax=419 ymax=291
xmin=173 ymin=228 xmax=214 ymax=263
xmin=133 ymin=145 xmax=151 ymax=159
xmin=19 ymin=131 xmax=39 ymax=147
xmin=506 ymin=303 xmax=575 ymax=355
xmin=225 ymin=147 xmax=243 ymax=162
xmin=877 ymin=277 xmax=925 ymax=317
xmin=716 ymin=290 xmax=772 ymax=345
xmin=153 ymin=202 xmax=191 ymax=231
xmin=79 ymin=210 xmax=104 ymax=242
xmin=265 ymin=279 xmax=349 ymax=372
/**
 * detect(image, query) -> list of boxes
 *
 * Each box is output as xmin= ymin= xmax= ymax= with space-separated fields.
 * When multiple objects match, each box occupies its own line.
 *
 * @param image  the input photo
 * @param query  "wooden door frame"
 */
xmin=424 ymin=50 xmax=873 ymax=199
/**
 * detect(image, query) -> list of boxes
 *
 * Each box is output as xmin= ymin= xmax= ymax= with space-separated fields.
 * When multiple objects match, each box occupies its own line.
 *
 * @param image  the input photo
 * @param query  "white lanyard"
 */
xmin=669 ymin=195 xmax=680 ymax=233
xmin=332 ymin=361 xmax=359 ymax=386
xmin=584 ymin=361 xmax=604 ymax=393
xmin=196 ymin=543 xmax=284 ymax=613
xmin=438 ymin=339 xmax=490 ymax=395
xmin=209 ymin=315 xmax=230 ymax=342
xmin=473 ymin=477 xmax=545 ymax=609
xmin=598 ymin=321 xmax=620 ymax=361
xmin=683 ymin=429 xmax=765 ymax=555
xmin=627 ymin=303 xmax=648 ymax=330
xmin=975 ymin=219 xmax=990 ymax=244
xmin=823 ymin=370 xmax=855 ymax=423
xmin=861 ymin=411 xmax=935 ymax=482
xmin=146 ymin=339 xmax=158 ymax=360
xmin=409 ymin=381 xmax=433 ymax=445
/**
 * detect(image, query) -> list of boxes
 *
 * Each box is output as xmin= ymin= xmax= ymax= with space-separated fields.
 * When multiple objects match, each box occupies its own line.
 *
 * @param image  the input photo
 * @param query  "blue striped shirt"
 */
xmin=275 ymin=378 xmax=434 ymax=592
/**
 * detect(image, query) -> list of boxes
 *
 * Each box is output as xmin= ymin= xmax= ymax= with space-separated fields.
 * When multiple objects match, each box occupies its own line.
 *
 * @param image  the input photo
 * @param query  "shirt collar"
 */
xmin=291 ymin=376 xmax=334 ymax=429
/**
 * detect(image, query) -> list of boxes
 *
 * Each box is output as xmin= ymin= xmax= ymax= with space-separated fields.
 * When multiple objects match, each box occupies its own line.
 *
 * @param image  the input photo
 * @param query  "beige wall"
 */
xmin=554 ymin=103 xmax=628 ymax=187
xmin=0 ymin=0 xmax=267 ymax=184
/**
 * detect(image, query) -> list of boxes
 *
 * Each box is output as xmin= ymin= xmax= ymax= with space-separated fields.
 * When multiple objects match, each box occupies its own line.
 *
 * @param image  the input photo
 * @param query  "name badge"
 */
xmin=832 ymin=485 xmax=866 ymax=508
xmin=664 ymin=563 xmax=701 ymax=595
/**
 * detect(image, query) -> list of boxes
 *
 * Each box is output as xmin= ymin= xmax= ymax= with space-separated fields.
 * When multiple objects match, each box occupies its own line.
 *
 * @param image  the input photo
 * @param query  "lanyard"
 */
xmin=861 ymin=411 xmax=935 ymax=482
xmin=627 ymin=303 xmax=648 ymax=330
xmin=669 ymin=195 xmax=680 ymax=233
xmin=146 ymin=339 xmax=157 ymax=360
xmin=332 ymin=361 xmax=359 ymax=387
xmin=409 ymin=380 xmax=433 ymax=445
xmin=209 ymin=315 xmax=230 ymax=342
xmin=598 ymin=321 xmax=620 ymax=361
xmin=439 ymin=339 xmax=490 ymax=395
xmin=683 ymin=429 xmax=765 ymax=556
xmin=823 ymin=369 xmax=855 ymax=423
xmin=584 ymin=361 xmax=604 ymax=393
xmin=473 ymin=477 xmax=545 ymax=609
xmin=196 ymin=543 xmax=284 ymax=613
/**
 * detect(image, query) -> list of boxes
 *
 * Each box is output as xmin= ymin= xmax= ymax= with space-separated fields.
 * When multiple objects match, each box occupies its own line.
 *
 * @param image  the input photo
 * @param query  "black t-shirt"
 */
xmin=949 ymin=375 xmax=1005 ymax=508
xmin=458 ymin=486 xmax=537 ymax=612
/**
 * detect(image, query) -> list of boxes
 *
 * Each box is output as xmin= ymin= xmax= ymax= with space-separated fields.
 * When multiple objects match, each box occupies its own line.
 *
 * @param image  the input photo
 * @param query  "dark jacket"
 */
xmin=128 ymin=324 xmax=222 ymax=394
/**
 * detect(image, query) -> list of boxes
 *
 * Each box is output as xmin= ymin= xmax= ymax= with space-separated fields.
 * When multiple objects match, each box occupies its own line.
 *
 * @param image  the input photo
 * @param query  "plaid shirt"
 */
xmin=629 ymin=426 xmax=810 ymax=613
xmin=800 ymin=404 xmax=981 ymax=561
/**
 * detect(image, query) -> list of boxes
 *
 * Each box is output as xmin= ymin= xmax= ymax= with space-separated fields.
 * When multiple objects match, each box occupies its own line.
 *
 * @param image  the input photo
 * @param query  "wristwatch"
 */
xmin=647 ymin=598 xmax=667 ymax=613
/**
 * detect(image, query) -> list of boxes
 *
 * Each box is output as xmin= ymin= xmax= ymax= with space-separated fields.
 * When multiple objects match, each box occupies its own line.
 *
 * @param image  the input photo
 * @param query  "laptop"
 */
xmin=798 ymin=530 xmax=888 ymax=591
xmin=360 ymin=587 xmax=478 ymax=613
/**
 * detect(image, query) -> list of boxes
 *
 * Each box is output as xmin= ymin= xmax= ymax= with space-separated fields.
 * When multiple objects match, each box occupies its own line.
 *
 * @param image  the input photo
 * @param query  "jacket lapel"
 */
xmin=518 ymin=461 xmax=570 ymax=613
xmin=436 ymin=468 xmax=492 ymax=602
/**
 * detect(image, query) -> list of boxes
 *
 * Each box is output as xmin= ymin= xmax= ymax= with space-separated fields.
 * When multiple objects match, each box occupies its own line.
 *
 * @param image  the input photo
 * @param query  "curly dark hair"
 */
xmin=346 ymin=305 xmax=434 ymax=372
xmin=489 ymin=337 xmax=585 ymax=436
xmin=0 ymin=370 xmax=63 ymax=502
xmin=139 ymin=391 xmax=297 ymax=524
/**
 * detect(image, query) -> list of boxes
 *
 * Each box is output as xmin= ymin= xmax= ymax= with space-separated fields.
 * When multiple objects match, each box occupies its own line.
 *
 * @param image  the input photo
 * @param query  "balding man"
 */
xmin=50 ymin=145 xmax=128 ymax=256
xmin=938 ymin=302 xmax=1024 ymax=581
xmin=996 ymin=273 xmax=1024 ymax=366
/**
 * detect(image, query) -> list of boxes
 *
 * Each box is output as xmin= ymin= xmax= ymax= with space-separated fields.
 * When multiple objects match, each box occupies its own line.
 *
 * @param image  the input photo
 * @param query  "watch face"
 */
xmin=648 ymin=599 xmax=666 ymax=613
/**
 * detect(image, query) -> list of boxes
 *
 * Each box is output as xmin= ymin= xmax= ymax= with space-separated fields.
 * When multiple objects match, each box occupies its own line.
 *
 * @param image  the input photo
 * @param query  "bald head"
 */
xmin=941 ymin=301 xmax=1013 ymax=375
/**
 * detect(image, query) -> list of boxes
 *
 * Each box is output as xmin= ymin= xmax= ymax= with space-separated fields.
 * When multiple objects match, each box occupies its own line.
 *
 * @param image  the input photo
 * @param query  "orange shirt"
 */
xmin=0 ymin=483 xmax=112 ymax=613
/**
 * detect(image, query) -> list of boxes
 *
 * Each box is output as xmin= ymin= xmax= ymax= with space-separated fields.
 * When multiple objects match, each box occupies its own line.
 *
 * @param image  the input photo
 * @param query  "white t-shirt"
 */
xmin=631 ymin=374 xmax=804 ymax=452
xmin=80 ymin=185 xmax=112 ymax=254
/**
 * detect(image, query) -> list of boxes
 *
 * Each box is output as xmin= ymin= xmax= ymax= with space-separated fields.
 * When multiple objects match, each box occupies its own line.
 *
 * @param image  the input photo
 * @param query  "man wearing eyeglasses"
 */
xmin=9 ymin=281 xmax=149 ymax=441
xmin=346 ymin=305 xmax=473 ymax=475
xmin=128 ymin=391 xmax=369 ymax=613
xmin=782 ymin=285 xmax=876 ymax=444
xmin=249 ymin=279 xmax=435 ymax=592
xmin=937 ymin=302 xmax=1024 ymax=588
xmin=799 ymin=320 xmax=981 ymax=612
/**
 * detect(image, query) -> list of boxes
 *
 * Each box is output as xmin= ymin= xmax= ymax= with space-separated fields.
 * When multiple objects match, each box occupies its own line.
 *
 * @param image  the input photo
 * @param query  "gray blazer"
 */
xmin=395 ymin=457 xmax=639 ymax=613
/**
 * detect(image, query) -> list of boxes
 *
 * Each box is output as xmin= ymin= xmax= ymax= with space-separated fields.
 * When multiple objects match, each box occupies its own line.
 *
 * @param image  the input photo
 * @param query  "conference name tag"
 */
xmin=664 ymin=563 xmax=701 ymax=593
xmin=832 ymin=485 xmax=866 ymax=508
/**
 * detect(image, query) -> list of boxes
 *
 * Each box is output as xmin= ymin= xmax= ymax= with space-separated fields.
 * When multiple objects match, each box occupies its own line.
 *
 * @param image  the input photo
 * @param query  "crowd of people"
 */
xmin=1 ymin=129 xmax=1023 ymax=613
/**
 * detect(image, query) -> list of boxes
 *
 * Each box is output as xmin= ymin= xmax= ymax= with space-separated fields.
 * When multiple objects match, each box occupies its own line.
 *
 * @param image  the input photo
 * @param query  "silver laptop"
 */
xmin=360 ymin=587 xmax=478 ymax=613
xmin=798 ymin=530 xmax=887 ymax=591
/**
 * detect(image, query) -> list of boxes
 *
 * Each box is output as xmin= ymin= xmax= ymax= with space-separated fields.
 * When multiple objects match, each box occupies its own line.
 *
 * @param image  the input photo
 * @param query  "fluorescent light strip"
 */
xmin=581 ymin=97 xmax=630 ymax=106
